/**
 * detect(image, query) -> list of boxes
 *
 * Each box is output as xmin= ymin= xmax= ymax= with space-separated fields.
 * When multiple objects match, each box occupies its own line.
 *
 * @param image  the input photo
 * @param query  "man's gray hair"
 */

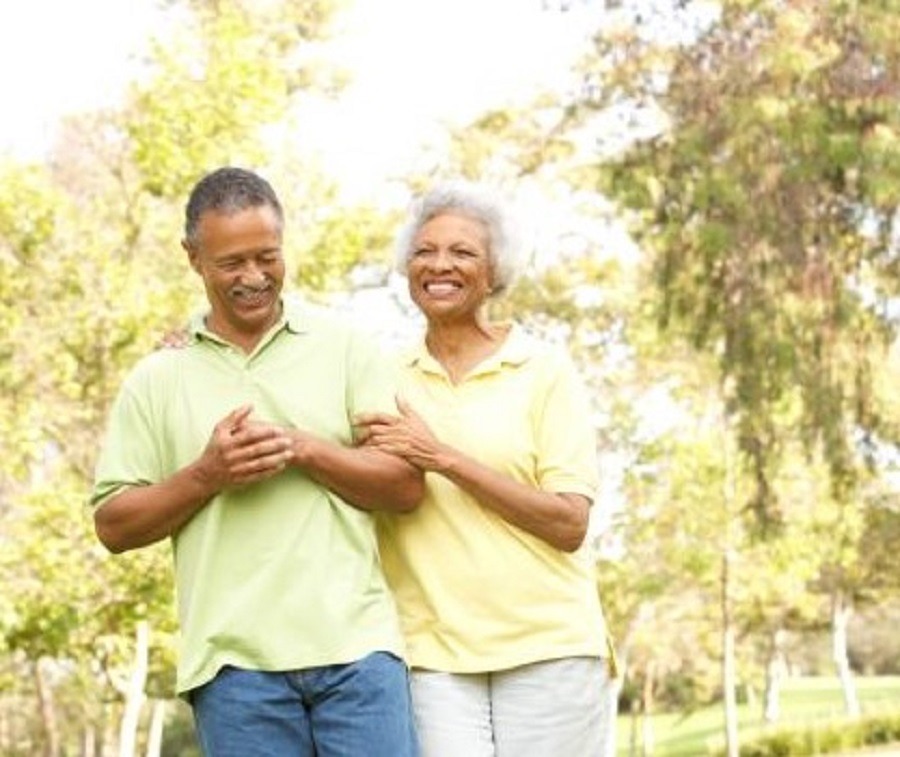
xmin=184 ymin=166 xmax=284 ymax=247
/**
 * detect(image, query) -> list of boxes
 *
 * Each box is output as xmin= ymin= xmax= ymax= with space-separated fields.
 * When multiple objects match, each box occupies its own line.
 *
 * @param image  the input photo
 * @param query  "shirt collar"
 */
xmin=187 ymin=293 xmax=311 ymax=346
xmin=403 ymin=322 xmax=534 ymax=377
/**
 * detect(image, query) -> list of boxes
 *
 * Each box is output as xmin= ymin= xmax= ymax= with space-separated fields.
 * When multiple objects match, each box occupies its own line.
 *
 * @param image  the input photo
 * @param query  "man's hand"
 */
xmin=196 ymin=405 xmax=294 ymax=489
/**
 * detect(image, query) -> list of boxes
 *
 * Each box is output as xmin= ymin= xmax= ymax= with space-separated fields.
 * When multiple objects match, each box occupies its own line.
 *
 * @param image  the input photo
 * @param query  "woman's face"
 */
xmin=407 ymin=211 xmax=494 ymax=322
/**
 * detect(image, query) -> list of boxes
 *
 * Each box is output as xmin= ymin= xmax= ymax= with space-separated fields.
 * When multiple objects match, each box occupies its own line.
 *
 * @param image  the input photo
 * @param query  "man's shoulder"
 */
xmin=283 ymin=295 xmax=378 ymax=345
xmin=119 ymin=342 xmax=196 ymax=390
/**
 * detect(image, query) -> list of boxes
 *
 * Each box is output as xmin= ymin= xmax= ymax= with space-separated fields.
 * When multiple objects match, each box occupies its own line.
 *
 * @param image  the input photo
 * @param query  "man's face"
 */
xmin=183 ymin=204 xmax=285 ymax=352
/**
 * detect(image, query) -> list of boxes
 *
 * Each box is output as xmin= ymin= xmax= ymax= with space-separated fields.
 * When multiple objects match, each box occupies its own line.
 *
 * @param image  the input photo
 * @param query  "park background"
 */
xmin=0 ymin=0 xmax=898 ymax=755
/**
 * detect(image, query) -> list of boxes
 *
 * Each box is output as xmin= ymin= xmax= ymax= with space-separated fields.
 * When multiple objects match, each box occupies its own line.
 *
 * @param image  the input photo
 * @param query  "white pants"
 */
xmin=411 ymin=657 xmax=616 ymax=757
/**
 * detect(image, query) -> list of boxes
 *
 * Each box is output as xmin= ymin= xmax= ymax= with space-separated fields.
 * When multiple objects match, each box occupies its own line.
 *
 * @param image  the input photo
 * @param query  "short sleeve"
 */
xmin=90 ymin=368 xmax=165 ymax=508
xmin=343 ymin=325 xmax=401 ymax=419
xmin=533 ymin=348 xmax=599 ymax=500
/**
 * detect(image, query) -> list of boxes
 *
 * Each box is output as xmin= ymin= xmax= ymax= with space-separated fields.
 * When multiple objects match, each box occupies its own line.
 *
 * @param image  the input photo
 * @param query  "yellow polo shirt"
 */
xmin=377 ymin=323 xmax=607 ymax=673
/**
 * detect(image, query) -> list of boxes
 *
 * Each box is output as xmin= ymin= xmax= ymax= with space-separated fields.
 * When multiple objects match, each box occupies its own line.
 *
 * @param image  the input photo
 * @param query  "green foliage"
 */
xmin=0 ymin=163 xmax=65 ymax=479
xmin=731 ymin=711 xmax=900 ymax=757
xmin=162 ymin=699 xmax=202 ymax=756
xmin=128 ymin=0 xmax=346 ymax=200
xmin=856 ymin=501 xmax=900 ymax=595
xmin=2 ymin=0 xmax=899 ymax=753
xmin=128 ymin=3 xmax=290 ymax=198
xmin=496 ymin=6 xmax=900 ymax=747
xmin=291 ymin=203 xmax=398 ymax=292
xmin=0 ymin=161 xmax=59 ymax=263
xmin=0 ymin=2 xmax=361 ymax=751
xmin=621 ymin=676 xmax=900 ymax=756
xmin=592 ymin=0 xmax=900 ymax=528
xmin=0 ymin=471 xmax=174 ymax=661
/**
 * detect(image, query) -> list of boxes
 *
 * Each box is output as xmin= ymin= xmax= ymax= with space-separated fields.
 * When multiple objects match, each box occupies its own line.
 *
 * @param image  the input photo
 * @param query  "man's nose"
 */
xmin=241 ymin=262 xmax=267 ymax=285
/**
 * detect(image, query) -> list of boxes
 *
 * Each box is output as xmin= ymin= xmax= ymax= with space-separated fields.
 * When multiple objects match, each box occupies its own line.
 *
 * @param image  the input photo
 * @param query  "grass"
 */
xmin=615 ymin=676 xmax=900 ymax=756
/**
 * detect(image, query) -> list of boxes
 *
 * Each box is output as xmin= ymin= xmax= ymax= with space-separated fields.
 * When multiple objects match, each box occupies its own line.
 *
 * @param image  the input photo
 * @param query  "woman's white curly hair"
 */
xmin=394 ymin=180 xmax=523 ymax=297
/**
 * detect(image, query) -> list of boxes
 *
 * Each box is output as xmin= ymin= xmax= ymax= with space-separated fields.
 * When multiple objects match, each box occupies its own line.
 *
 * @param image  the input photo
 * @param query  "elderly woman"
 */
xmin=354 ymin=181 xmax=615 ymax=757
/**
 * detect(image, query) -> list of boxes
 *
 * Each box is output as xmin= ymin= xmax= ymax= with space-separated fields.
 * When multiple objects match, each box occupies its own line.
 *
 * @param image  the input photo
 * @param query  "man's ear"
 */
xmin=182 ymin=239 xmax=201 ymax=274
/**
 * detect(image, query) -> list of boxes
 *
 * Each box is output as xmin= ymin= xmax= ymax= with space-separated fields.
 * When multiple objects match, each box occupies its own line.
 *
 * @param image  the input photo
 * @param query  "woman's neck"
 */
xmin=425 ymin=316 xmax=509 ymax=383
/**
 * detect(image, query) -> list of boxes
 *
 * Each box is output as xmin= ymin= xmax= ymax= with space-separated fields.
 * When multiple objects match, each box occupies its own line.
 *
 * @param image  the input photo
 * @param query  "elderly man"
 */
xmin=92 ymin=166 xmax=423 ymax=756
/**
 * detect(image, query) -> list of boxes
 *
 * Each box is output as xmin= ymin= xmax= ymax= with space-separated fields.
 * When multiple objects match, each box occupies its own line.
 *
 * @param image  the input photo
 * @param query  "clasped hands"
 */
xmin=197 ymin=405 xmax=295 ymax=490
xmin=196 ymin=395 xmax=442 ymax=492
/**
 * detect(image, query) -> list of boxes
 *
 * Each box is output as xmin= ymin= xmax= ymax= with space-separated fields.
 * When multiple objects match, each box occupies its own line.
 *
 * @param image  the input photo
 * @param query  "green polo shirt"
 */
xmin=92 ymin=297 xmax=404 ymax=694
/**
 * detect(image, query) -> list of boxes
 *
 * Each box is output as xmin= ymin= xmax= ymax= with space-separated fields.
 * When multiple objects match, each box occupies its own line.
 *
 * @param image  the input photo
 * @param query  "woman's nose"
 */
xmin=428 ymin=249 xmax=453 ymax=269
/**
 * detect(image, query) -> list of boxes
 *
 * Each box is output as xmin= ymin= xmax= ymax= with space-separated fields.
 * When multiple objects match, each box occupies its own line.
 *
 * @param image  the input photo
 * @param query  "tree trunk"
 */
xmin=33 ymin=657 xmax=61 ymax=757
xmin=721 ymin=415 xmax=739 ymax=757
xmin=82 ymin=724 xmax=96 ymax=757
xmin=81 ymin=723 xmax=97 ymax=757
xmin=640 ymin=662 xmax=655 ymax=756
xmin=629 ymin=697 xmax=640 ymax=757
xmin=145 ymin=699 xmax=166 ymax=757
xmin=601 ymin=668 xmax=621 ymax=757
xmin=0 ymin=699 xmax=10 ymax=755
xmin=763 ymin=628 xmax=787 ymax=723
xmin=832 ymin=590 xmax=860 ymax=717
xmin=119 ymin=620 xmax=150 ymax=757
xmin=721 ymin=548 xmax=739 ymax=757
xmin=103 ymin=704 xmax=118 ymax=757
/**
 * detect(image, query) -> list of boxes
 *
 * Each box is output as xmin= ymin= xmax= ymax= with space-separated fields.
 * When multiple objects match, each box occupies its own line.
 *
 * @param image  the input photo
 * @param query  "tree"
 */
xmin=429 ymin=0 xmax=900 ymax=752
xmin=0 ymin=1 xmax=365 ymax=753
xmin=564 ymin=1 xmax=900 ymax=745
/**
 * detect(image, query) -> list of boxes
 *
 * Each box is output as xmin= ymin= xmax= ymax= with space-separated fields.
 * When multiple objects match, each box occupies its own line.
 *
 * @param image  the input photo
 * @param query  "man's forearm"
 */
xmin=293 ymin=437 xmax=424 ymax=513
xmin=93 ymin=462 xmax=219 ymax=553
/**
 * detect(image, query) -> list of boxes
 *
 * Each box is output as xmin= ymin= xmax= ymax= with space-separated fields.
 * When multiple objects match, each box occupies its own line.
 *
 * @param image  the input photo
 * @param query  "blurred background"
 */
xmin=0 ymin=1 xmax=898 ymax=755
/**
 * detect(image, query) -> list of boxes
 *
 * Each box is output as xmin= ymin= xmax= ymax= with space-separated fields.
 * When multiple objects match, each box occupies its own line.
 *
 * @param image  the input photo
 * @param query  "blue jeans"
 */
xmin=191 ymin=652 xmax=419 ymax=756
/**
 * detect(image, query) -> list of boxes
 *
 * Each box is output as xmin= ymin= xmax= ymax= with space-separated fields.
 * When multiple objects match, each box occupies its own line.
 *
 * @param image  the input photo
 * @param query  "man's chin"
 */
xmin=234 ymin=303 xmax=279 ymax=328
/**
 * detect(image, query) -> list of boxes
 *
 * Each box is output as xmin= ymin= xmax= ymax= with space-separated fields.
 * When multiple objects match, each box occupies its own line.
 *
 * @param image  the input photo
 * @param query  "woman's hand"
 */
xmin=354 ymin=396 xmax=446 ymax=472
xmin=358 ymin=397 xmax=589 ymax=551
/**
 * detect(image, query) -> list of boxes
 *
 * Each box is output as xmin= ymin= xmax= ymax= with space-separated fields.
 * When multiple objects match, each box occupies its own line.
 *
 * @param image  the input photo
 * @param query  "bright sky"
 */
xmin=318 ymin=0 xmax=590 ymax=176
xmin=0 ymin=0 xmax=627 ymax=316
xmin=0 ymin=0 xmax=595 ymax=179
xmin=0 ymin=0 xmax=164 ymax=158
